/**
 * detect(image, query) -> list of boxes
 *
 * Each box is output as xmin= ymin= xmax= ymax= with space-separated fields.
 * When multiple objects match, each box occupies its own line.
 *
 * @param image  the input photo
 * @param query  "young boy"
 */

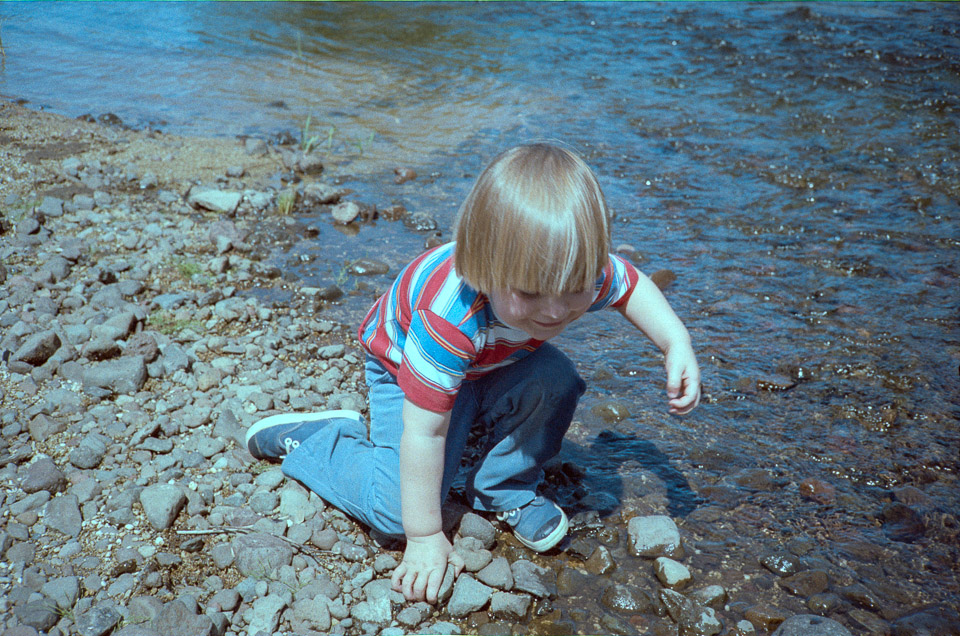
xmin=246 ymin=143 xmax=700 ymax=604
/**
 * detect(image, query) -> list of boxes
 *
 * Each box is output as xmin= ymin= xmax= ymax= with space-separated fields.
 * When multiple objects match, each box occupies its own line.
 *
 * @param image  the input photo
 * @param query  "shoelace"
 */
xmin=496 ymin=507 xmax=520 ymax=523
xmin=283 ymin=437 xmax=300 ymax=455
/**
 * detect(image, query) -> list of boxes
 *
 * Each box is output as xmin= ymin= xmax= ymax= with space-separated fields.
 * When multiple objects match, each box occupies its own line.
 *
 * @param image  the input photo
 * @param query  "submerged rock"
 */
xmin=772 ymin=614 xmax=853 ymax=636
xmin=628 ymin=515 xmax=683 ymax=558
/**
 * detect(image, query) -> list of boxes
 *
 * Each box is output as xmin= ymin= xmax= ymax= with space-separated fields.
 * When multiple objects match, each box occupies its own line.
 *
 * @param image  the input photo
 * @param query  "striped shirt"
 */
xmin=358 ymin=242 xmax=640 ymax=412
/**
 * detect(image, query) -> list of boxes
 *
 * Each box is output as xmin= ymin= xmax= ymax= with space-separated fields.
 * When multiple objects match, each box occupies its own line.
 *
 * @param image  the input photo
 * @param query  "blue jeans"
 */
xmin=281 ymin=342 xmax=585 ymax=537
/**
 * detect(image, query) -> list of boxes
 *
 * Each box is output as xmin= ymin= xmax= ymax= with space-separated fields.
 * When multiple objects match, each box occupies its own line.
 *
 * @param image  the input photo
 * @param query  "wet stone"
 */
xmin=779 ymin=569 xmax=829 ymax=597
xmin=847 ymin=608 xmax=891 ymax=634
xmin=880 ymin=502 xmax=926 ymax=542
xmin=771 ymin=614 xmax=853 ymax=636
xmin=760 ymin=553 xmax=801 ymax=576
xmin=602 ymin=584 xmax=653 ymax=615
xmin=628 ymin=515 xmax=683 ymax=558
xmin=585 ymin=544 xmax=617 ymax=575
xmin=744 ymin=605 xmax=790 ymax=633
xmin=490 ymin=591 xmax=531 ymax=621
xmin=688 ymin=585 xmax=727 ymax=609
xmin=840 ymin=582 xmax=882 ymax=611
xmin=654 ymin=556 xmax=692 ymax=589
xmin=799 ymin=477 xmax=836 ymax=505
xmin=349 ymin=258 xmax=390 ymax=276
xmin=891 ymin=605 xmax=960 ymax=636
xmin=556 ymin=566 xmax=591 ymax=596
xmin=807 ymin=592 xmax=842 ymax=614
xmin=331 ymin=200 xmax=361 ymax=224
xmin=510 ymin=559 xmax=557 ymax=598
xmin=680 ymin=604 xmax=723 ymax=636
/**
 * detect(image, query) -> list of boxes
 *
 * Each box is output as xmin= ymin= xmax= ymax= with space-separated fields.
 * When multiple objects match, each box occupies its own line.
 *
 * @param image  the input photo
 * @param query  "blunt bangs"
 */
xmin=454 ymin=144 xmax=610 ymax=295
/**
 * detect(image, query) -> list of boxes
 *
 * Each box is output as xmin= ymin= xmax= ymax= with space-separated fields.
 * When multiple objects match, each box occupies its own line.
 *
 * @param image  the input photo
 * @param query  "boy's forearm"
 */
xmin=398 ymin=400 xmax=450 ymax=539
xmin=619 ymin=273 xmax=692 ymax=353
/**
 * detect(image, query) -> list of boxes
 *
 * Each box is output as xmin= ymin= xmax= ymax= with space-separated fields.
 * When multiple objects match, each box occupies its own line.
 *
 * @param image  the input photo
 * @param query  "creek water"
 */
xmin=3 ymin=2 xmax=958 ymax=631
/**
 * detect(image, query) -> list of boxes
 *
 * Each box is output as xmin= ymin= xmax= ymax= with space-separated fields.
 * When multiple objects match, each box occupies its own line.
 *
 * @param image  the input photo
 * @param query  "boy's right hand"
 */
xmin=391 ymin=531 xmax=464 ymax=603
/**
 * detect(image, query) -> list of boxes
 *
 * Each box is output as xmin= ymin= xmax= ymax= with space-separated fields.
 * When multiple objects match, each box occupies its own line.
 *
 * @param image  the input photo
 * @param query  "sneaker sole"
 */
xmin=244 ymin=409 xmax=363 ymax=451
xmin=514 ymin=507 xmax=569 ymax=553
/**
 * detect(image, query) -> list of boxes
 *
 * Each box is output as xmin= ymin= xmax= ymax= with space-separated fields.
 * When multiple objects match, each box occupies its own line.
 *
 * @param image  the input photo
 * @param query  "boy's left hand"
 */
xmin=664 ymin=344 xmax=701 ymax=415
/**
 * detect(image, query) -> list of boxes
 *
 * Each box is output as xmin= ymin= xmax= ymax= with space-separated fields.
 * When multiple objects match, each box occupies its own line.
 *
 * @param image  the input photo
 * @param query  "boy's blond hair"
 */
xmin=453 ymin=143 xmax=611 ymax=296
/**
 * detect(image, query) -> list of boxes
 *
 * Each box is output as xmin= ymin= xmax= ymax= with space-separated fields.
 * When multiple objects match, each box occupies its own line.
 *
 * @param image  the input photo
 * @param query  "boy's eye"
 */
xmin=513 ymin=289 xmax=540 ymax=300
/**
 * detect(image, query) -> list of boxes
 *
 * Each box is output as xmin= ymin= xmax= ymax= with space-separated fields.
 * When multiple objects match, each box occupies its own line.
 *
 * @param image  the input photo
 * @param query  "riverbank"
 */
xmin=1 ymin=100 xmax=956 ymax=636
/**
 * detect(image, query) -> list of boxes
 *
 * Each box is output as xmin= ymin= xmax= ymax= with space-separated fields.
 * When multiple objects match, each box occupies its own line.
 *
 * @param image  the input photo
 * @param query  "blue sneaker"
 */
xmin=245 ymin=410 xmax=362 ymax=460
xmin=496 ymin=496 xmax=569 ymax=552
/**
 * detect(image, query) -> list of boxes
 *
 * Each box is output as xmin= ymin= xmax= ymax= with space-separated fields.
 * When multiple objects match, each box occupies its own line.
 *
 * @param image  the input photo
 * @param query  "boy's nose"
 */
xmin=541 ymin=297 xmax=567 ymax=320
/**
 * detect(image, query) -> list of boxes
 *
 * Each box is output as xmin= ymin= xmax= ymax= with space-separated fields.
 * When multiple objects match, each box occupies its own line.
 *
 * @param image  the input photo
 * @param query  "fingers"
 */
xmin=391 ymin=547 xmax=465 ymax=604
xmin=449 ymin=550 xmax=465 ymax=577
xmin=390 ymin=562 xmax=406 ymax=593
xmin=668 ymin=379 xmax=701 ymax=415
xmin=665 ymin=362 xmax=682 ymax=400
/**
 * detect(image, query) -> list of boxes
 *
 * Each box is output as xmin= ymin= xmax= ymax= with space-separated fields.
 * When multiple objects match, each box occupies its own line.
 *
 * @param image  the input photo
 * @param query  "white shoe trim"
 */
xmin=508 ymin=507 xmax=569 ymax=553
xmin=244 ymin=410 xmax=362 ymax=444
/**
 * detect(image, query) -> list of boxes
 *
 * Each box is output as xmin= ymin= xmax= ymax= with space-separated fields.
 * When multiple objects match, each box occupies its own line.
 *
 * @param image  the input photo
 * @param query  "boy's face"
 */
xmin=488 ymin=287 xmax=594 ymax=340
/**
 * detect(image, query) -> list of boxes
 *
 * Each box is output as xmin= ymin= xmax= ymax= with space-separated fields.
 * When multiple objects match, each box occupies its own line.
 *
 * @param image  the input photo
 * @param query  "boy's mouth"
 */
xmin=533 ymin=319 xmax=564 ymax=329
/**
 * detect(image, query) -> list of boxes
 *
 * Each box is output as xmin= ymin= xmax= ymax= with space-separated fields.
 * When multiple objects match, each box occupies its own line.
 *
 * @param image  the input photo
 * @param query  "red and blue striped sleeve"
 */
xmin=589 ymin=254 xmax=641 ymax=311
xmin=397 ymin=309 xmax=477 ymax=413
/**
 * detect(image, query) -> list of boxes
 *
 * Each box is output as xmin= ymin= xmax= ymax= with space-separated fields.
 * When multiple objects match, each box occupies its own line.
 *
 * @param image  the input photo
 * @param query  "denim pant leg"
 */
xmin=283 ymin=344 xmax=583 ymax=536
xmin=280 ymin=358 xmax=407 ymax=536
xmin=453 ymin=342 xmax=586 ymax=513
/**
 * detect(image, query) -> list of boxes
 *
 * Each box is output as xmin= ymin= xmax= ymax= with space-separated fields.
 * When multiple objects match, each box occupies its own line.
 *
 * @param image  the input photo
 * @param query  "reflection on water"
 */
xmin=3 ymin=0 xmax=959 ymax=627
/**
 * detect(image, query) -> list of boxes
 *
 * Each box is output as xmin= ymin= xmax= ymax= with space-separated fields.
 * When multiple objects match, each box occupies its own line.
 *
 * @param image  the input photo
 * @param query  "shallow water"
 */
xmin=3 ymin=1 xmax=958 ymax=628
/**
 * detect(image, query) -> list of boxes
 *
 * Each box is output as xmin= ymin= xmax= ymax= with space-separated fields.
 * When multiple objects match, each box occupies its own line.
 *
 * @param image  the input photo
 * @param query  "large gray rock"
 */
xmin=510 ymin=559 xmax=557 ymax=598
xmin=153 ymin=599 xmax=216 ymax=636
xmin=292 ymin=597 xmax=332 ymax=633
xmin=772 ymin=615 xmax=854 ymax=636
xmin=68 ymin=434 xmax=108 ymax=469
xmin=246 ymin=594 xmax=287 ymax=636
xmin=628 ymin=515 xmax=684 ymax=558
xmin=139 ymin=484 xmax=187 ymax=530
xmin=447 ymin=574 xmax=494 ymax=618
xmin=21 ymin=457 xmax=68 ymax=494
xmin=232 ymin=533 xmax=294 ymax=577
xmin=83 ymin=356 xmax=147 ymax=395
xmin=459 ymin=512 xmax=497 ymax=549
xmin=41 ymin=575 xmax=80 ymax=610
xmin=45 ymin=494 xmax=83 ymax=537
xmin=490 ymin=591 xmax=531 ymax=621
xmin=13 ymin=600 xmax=59 ymax=632
xmin=11 ymin=330 xmax=61 ymax=368
xmin=188 ymin=188 xmax=241 ymax=215
xmin=477 ymin=556 xmax=514 ymax=590
xmin=350 ymin=595 xmax=392 ymax=626
xmin=76 ymin=603 xmax=122 ymax=636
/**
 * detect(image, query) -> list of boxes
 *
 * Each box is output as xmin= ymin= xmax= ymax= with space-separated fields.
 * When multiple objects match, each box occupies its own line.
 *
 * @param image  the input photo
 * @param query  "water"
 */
xmin=3 ymin=1 xmax=958 ymax=629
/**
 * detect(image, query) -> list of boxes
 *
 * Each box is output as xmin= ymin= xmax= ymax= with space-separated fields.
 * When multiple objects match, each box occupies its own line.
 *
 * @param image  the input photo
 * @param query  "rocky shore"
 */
xmin=1 ymin=100 xmax=957 ymax=636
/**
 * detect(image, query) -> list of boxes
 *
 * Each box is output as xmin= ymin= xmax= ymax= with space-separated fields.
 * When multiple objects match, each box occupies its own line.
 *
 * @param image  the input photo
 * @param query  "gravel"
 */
xmin=2 ymin=99 xmax=953 ymax=636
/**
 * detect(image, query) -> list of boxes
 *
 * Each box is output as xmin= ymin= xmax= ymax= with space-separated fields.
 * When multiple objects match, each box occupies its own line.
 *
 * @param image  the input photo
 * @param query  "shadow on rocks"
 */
xmin=560 ymin=430 xmax=704 ymax=519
